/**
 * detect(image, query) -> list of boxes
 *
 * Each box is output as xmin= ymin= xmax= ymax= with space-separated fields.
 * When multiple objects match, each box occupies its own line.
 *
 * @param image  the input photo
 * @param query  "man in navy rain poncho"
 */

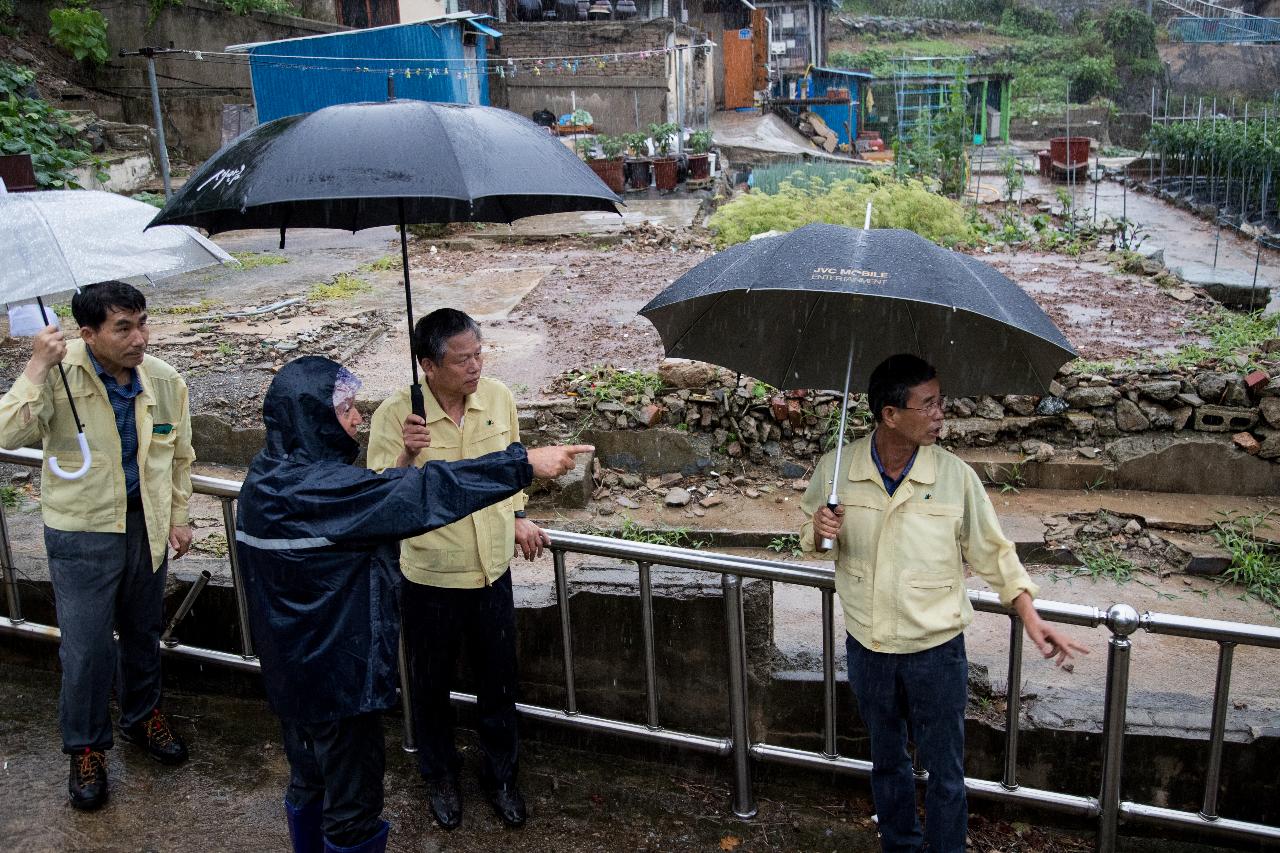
xmin=236 ymin=357 xmax=589 ymax=853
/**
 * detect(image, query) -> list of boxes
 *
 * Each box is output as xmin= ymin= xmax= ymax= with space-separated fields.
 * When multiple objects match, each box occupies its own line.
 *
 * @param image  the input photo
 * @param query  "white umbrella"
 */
xmin=0 ymin=190 xmax=234 ymax=479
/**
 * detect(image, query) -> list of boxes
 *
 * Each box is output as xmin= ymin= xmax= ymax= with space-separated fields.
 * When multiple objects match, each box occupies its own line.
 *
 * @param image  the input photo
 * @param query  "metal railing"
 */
xmin=1 ymin=445 xmax=1279 ymax=850
xmin=1169 ymin=16 xmax=1280 ymax=43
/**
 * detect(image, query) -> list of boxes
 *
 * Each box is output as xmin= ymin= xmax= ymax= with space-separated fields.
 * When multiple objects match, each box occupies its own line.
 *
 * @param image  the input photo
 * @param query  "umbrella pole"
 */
xmin=399 ymin=200 xmax=426 ymax=419
xmin=35 ymin=298 xmax=85 ymax=434
xmin=817 ymin=342 xmax=856 ymax=552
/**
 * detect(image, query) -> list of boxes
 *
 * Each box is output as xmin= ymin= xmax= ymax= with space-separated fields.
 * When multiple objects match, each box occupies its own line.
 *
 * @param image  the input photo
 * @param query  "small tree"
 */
xmin=624 ymin=132 xmax=650 ymax=158
xmin=688 ymin=130 xmax=713 ymax=154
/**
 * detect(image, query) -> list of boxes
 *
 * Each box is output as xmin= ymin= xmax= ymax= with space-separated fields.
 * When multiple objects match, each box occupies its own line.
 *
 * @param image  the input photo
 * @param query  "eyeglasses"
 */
xmin=899 ymin=399 xmax=944 ymax=416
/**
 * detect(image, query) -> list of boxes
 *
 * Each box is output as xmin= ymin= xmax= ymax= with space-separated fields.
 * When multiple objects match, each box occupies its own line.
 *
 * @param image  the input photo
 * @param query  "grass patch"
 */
xmin=1213 ymin=512 xmax=1280 ymax=611
xmin=767 ymin=535 xmax=803 ymax=558
xmin=0 ymin=485 xmax=21 ymax=509
xmin=156 ymin=298 xmax=224 ymax=316
xmin=358 ymin=255 xmax=402 ymax=272
xmin=1072 ymin=543 xmax=1135 ymax=583
xmin=563 ymin=366 xmax=664 ymax=405
xmin=603 ymin=517 xmax=706 ymax=549
xmin=308 ymin=273 xmax=372 ymax=301
xmin=230 ymin=251 xmax=289 ymax=270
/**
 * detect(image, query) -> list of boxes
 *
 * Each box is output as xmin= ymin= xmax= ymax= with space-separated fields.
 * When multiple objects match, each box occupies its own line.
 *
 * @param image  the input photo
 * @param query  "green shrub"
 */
xmin=1067 ymin=55 xmax=1117 ymax=102
xmin=221 ymin=0 xmax=301 ymax=14
xmin=49 ymin=3 xmax=109 ymax=66
xmin=997 ymin=2 xmax=1058 ymax=37
xmin=707 ymin=171 xmax=977 ymax=249
xmin=0 ymin=60 xmax=98 ymax=188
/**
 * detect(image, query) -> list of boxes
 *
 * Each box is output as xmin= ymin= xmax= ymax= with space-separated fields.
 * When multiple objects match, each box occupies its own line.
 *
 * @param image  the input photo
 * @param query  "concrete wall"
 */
xmin=489 ymin=21 xmax=704 ymax=136
xmin=1160 ymin=43 xmax=1280 ymax=102
xmin=14 ymin=0 xmax=344 ymax=160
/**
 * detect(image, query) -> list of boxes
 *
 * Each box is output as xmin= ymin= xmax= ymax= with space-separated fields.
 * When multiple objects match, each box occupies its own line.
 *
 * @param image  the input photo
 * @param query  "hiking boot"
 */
xmin=68 ymin=748 xmax=108 ymax=811
xmin=120 ymin=708 xmax=188 ymax=766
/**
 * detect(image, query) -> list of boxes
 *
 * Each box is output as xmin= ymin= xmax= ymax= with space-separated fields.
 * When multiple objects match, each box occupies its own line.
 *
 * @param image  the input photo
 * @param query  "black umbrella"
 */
xmin=149 ymin=97 xmax=622 ymax=415
xmin=639 ymin=222 xmax=1076 ymax=547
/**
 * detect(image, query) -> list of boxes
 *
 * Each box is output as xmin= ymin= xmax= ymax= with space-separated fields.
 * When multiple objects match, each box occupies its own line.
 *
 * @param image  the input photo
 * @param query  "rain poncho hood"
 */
xmin=236 ymin=357 xmax=533 ymax=722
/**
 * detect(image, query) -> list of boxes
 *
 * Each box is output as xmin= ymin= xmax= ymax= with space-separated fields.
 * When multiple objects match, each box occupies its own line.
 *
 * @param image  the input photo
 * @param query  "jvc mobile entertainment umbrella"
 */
xmin=640 ymin=220 xmax=1077 ymax=549
xmin=149 ymin=97 xmax=622 ymax=417
xmin=1 ymin=190 xmax=233 ymax=479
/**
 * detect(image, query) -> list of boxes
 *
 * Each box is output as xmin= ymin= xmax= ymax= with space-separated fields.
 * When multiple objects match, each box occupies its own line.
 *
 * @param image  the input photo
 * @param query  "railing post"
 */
xmin=722 ymin=573 xmax=756 ymax=818
xmin=398 ymin=630 xmax=417 ymax=753
xmin=1097 ymin=604 xmax=1140 ymax=853
xmin=0 ymin=502 xmax=24 ymax=624
xmin=553 ymin=548 xmax=577 ymax=715
xmin=219 ymin=496 xmax=255 ymax=660
xmin=821 ymin=589 xmax=838 ymax=758
xmin=1199 ymin=641 xmax=1236 ymax=821
xmin=1003 ymin=614 xmax=1024 ymax=789
xmin=638 ymin=561 xmax=660 ymax=730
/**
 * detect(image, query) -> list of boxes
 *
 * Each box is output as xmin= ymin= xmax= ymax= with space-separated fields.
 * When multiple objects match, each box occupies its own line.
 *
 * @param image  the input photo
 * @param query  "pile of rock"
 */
xmin=547 ymin=356 xmax=1280 ymax=467
xmin=586 ymin=463 xmax=809 ymax=518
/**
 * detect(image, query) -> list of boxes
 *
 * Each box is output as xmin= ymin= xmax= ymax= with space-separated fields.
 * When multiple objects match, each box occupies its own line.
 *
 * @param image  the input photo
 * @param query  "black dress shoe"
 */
xmin=485 ymin=784 xmax=527 ymax=828
xmin=68 ymin=748 xmax=108 ymax=811
xmin=120 ymin=709 xmax=188 ymax=766
xmin=427 ymin=777 xmax=462 ymax=830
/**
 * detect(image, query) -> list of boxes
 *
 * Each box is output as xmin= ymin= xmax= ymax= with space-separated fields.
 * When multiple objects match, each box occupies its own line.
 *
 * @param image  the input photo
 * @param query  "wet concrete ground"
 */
xmin=0 ymin=661 xmax=906 ymax=853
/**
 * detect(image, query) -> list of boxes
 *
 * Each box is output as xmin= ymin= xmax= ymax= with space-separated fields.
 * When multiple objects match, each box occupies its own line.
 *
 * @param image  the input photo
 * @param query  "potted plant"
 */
xmin=623 ymin=131 xmax=652 ymax=191
xmin=648 ymin=122 xmax=680 ymax=191
xmin=585 ymin=134 xmax=627 ymax=195
xmin=686 ymin=129 xmax=713 ymax=181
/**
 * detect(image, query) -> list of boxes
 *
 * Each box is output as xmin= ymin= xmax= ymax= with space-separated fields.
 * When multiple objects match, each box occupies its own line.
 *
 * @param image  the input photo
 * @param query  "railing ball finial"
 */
xmin=1105 ymin=603 xmax=1141 ymax=637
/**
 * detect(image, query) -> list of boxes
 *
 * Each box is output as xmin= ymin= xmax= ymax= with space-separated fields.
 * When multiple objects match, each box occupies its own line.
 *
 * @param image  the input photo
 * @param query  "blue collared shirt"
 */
xmin=870 ymin=432 xmax=917 ymax=497
xmin=87 ymin=348 xmax=142 ymax=497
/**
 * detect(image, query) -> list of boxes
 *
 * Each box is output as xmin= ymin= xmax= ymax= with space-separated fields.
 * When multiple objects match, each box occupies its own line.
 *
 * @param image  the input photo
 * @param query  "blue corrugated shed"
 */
xmin=228 ymin=14 xmax=499 ymax=123
xmin=804 ymin=67 xmax=874 ymax=146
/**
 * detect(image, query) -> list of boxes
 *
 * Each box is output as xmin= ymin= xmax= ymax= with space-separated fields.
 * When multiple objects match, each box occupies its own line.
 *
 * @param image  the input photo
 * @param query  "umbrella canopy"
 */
xmin=0 ymin=189 xmax=234 ymax=481
xmin=148 ymin=98 xmax=622 ymax=235
xmin=640 ymin=223 xmax=1076 ymax=397
xmin=1 ymin=190 xmax=233 ymax=304
xmin=148 ymin=98 xmax=623 ymax=417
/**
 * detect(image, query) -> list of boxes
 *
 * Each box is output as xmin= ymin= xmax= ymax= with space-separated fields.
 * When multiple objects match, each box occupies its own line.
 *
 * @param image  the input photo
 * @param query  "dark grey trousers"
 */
xmin=46 ymin=508 xmax=167 ymax=754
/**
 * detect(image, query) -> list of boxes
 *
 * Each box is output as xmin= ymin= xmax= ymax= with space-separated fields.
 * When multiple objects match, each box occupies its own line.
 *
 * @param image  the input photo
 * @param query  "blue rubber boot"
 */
xmin=323 ymin=821 xmax=389 ymax=853
xmin=284 ymin=799 xmax=324 ymax=853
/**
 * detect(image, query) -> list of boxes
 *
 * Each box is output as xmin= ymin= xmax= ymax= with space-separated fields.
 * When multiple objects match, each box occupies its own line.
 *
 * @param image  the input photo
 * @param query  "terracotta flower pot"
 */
xmin=687 ymin=152 xmax=710 ymax=181
xmin=624 ymin=158 xmax=652 ymax=191
xmin=653 ymin=157 xmax=679 ymax=191
xmin=587 ymin=157 xmax=625 ymax=195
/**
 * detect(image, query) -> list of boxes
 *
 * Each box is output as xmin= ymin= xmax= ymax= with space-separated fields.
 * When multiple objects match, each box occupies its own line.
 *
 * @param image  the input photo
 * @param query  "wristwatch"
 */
xmin=514 ymin=510 xmax=528 ymax=519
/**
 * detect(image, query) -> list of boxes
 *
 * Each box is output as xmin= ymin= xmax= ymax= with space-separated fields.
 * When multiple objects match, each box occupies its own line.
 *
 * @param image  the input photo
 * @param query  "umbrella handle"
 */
xmin=48 ymin=431 xmax=92 ymax=481
xmin=410 ymin=384 xmax=425 ymax=420
xmin=817 ymin=500 xmax=839 ymax=553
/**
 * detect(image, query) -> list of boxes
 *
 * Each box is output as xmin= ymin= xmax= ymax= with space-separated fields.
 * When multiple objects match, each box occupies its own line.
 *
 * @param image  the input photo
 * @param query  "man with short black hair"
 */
xmin=801 ymin=353 xmax=1087 ymax=853
xmin=368 ymin=308 xmax=547 ymax=831
xmin=0 ymin=280 xmax=194 ymax=811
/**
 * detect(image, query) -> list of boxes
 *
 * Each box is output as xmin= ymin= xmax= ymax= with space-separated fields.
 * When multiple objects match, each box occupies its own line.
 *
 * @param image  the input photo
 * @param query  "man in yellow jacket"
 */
xmin=368 ymin=308 xmax=547 ymax=831
xmin=0 ymin=281 xmax=194 ymax=812
xmin=801 ymin=353 xmax=1086 ymax=853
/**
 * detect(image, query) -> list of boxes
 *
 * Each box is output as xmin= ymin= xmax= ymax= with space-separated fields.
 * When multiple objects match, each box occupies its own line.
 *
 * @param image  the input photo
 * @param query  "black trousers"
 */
xmin=401 ymin=569 xmax=519 ymax=788
xmin=281 ymin=712 xmax=386 ymax=847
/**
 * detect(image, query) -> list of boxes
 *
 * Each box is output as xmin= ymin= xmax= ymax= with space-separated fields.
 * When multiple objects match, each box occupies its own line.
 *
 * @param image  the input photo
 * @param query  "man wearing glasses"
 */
xmin=800 ymin=353 xmax=1087 ymax=853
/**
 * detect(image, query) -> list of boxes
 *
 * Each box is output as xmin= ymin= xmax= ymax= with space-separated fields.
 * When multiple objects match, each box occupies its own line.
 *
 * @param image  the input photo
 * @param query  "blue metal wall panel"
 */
xmin=248 ymin=22 xmax=489 ymax=122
